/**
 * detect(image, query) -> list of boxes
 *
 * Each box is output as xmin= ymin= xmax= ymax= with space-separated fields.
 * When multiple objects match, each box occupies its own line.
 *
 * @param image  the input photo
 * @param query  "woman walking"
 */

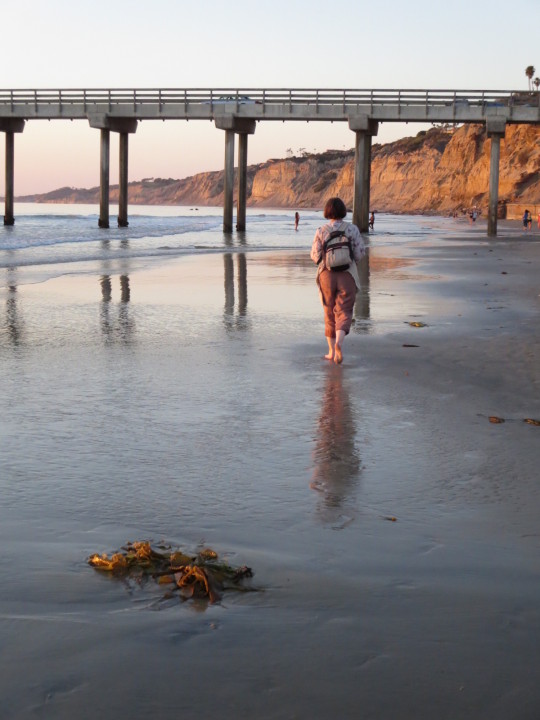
xmin=311 ymin=197 xmax=365 ymax=364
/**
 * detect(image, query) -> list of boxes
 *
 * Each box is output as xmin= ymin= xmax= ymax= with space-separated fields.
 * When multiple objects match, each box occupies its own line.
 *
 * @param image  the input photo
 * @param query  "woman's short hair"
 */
xmin=323 ymin=197 xmax=347 ymax=220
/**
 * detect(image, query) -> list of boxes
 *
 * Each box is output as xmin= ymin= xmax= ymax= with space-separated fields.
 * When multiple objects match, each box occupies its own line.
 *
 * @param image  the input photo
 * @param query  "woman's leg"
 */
xmin=318 ymin=270 xmax=337 ymax=358
xmin=333 ymin=273 xmax=357 ymax=363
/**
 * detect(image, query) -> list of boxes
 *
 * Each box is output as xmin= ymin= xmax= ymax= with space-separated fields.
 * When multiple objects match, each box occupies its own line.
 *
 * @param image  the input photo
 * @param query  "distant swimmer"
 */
xmin=369 ymin=211 xmax=375 ymax=230
xmin=295 ymin=211 xmax=300 ymax=231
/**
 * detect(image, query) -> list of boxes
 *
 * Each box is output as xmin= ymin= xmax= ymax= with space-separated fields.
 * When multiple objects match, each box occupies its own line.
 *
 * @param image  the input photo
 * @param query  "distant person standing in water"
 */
xmin=523 ymin=210 xmax=531 ymax=231
xmin=294 ymin=211 xmax=300 ymax=231
xmin=537 ymin=210 xmax=540 ymax=229
xmin=369 ymin=211 xmax=375 ymax=230
xmin=311 ymin=197 xmax=365 ymax=364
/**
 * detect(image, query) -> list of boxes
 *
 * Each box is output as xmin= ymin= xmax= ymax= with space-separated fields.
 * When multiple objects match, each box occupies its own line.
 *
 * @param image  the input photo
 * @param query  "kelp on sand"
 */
xmin=88 ymin=541 xmax=254 ymax=605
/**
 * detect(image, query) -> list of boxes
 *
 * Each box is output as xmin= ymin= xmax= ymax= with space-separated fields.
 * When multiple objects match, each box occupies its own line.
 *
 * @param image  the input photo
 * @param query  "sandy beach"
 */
xmin=1 ymin=226 xmax=540 ymax=719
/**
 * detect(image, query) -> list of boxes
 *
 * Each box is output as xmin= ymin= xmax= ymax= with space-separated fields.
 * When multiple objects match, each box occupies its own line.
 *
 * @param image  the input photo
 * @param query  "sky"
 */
xmin=1 ymin=0 xmax=538 ymax=194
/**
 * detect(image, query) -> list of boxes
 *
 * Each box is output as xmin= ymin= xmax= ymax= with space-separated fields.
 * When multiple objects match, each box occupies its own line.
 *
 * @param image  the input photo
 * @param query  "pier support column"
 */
xmin=88 ymin=114 xmax=138 ymax=229
xmin=118 ymin=132 xmax=129 ymax=227
xmin=237 ymin=133 xmax=249 ymax=231
xmin=98 ymin=129 xmax=110 ymax=228
xmin=214 ymin=116 xmax=256 ymax=233
xmin=0 ymin=119 xmax=25 ymax=226
xmin=223 ymin=130 xmax=235 ymax=233
xmin=348 ymin=115 xmax=378 ymax=232
xmin=486 ymin=119 xmax=506 ymax=238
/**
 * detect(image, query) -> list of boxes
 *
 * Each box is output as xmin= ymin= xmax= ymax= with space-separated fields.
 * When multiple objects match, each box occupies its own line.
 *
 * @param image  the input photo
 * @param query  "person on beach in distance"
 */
xmin=294 ymin=211 xmax=300 ymax=231
xmin=523 ymin=209 xmax=531 ymax=231
xmin=369 ymin=211 xmax=375 ymax=230
xmin=311 ymin=197 xmax=365 ymax=364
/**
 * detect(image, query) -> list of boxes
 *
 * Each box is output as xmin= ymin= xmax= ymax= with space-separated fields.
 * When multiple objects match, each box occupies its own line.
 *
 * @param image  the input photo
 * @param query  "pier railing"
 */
xmin=0 ymin=88 xmax=538 ymax=123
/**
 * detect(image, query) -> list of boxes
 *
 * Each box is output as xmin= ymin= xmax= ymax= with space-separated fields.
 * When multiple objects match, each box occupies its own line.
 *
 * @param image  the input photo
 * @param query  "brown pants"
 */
xmin=318 ymin=269 xmax=357 ymax=338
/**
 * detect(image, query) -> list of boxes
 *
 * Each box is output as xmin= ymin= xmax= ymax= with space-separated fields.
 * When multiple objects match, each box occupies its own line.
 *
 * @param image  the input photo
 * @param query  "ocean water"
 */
xmin=0 ymin=203 xmax=494 ymax=286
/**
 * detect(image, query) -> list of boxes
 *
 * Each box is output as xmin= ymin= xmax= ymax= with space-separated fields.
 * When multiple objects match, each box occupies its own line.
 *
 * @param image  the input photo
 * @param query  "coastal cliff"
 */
xmin=17 ymin=124 xmax=540 ymax=216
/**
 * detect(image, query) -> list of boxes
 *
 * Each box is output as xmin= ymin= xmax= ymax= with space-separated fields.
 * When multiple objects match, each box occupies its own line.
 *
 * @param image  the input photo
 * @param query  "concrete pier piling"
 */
xmin=98 ymin=129 xmax=110 ymax=229
xmin=88 ymin=115 xmax=138 ymax=229
xmin=223 ymin=130 xmax=235 ymax=233
xmin=237 ymin=133 xmax=248 ymax=232
xmin=215 ymin=116 xmax=256 ymax=233
xmin=349 ymin=115 xmax=379 ymax=233
xmin=4 ymin=132 xmax=15 ymax=226
xmin=486 ymin=118 xmax=506 ymax=237
xmin=118 ymin=133 xmax=129 ymax=227
xmin=0 ymin=119 xmax=25 ymax=226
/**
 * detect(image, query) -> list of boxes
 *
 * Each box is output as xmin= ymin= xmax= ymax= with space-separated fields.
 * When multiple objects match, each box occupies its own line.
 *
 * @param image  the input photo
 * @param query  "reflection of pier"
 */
xmin=3 ymin=267 xmax=23 ymax=346
xmin=353 ymin=249 xmax=371 ymax=332
xmin=223 ymin=252 xmax=248 ymax=332
xmin=100 ymin=273 xmax=134 ymax=344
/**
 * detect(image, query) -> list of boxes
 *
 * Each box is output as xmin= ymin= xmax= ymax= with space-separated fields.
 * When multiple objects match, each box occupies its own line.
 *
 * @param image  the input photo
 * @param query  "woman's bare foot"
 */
xmin=334 ymin=344 xmax=343 ymax=364
xmin=325 ymin=338 xmax=335 ymax=360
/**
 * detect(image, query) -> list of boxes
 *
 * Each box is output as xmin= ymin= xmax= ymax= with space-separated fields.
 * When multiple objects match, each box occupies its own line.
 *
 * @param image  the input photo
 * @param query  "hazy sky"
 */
xmin=1 ymin=0 xmax=538 ymax=194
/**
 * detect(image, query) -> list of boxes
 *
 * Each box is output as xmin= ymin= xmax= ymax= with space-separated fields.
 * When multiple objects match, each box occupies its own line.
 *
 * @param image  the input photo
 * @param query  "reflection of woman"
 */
xmin=311 ymin=367 xmax=360 ymax=524
xmin=311 ymin=197 xmax=365 ymax=364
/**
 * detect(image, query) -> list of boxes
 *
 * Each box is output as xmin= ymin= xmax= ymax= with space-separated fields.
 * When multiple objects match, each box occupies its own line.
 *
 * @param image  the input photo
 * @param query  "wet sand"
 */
xmin=1 ymin=231 xmax=540 ymax=719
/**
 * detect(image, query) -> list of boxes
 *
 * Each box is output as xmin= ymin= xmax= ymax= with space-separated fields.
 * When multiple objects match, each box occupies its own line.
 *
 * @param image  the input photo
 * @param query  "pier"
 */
xmin=1 ymin=88 xmax=540 ymax=235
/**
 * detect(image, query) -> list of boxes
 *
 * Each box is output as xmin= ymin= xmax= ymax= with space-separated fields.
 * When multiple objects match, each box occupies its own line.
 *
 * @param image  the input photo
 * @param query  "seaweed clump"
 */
xmin=88 ymin=541 xmax=254 ymax=604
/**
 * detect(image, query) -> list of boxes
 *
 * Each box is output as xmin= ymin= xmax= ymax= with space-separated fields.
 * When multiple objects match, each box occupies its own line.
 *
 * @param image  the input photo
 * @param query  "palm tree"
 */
xmin=525 ymin=65 xmax=535 ymax=91
xmin=534 ymin=77 xmax=540 ymax=92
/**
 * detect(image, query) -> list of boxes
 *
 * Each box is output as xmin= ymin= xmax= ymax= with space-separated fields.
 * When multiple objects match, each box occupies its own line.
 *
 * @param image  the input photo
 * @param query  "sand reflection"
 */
xmin=3 ymin=267 xmax=23 ymax=347
xmin=353 ymin=249 xmax=371 ymax=333
xmin=311 ymin=367 xmax=361 ymax=528
xmin=100 ymin=274 xmax=135 ymax=344
xmin=223 ymin=252 xmax=249 ymax=332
